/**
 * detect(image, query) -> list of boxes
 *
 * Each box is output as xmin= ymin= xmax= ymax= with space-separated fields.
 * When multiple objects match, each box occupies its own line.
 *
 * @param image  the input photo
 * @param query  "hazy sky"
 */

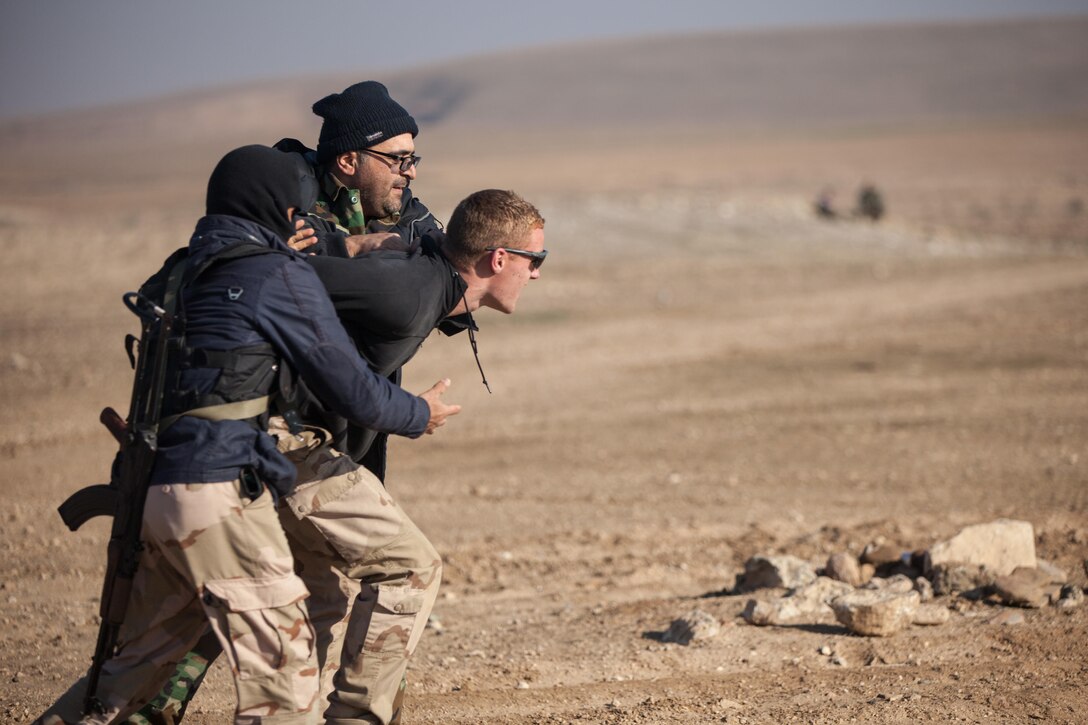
xmin=2 ymin=0 xmax=1086 ymax=118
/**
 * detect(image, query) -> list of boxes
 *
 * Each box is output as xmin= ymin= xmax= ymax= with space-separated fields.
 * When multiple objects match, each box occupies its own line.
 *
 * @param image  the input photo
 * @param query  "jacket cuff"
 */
xmin=325 ymin=231 xmax=351 ymax=258
xmin=407 ymin=395 xmax=430 ymax=438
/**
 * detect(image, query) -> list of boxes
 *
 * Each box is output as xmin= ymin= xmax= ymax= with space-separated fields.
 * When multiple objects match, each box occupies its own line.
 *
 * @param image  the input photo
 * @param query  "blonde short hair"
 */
xmin=444 ymin=189 xmax=544 ymax=269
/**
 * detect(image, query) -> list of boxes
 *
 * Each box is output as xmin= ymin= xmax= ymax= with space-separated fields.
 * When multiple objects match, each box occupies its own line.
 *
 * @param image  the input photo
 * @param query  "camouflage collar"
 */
xmin=319 ymin=172 xmax=405 ymax=235
xmin=320 ymin=173 xmax=368 ymax=235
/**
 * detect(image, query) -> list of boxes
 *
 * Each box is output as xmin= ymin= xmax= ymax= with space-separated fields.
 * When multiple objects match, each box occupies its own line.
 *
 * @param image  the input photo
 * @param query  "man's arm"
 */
xmin=256 ymin=256 xmax=459 ymax=436
xmin=344 ymin=232 xmax=406 ymax=256
xmin=288 ymin=214 xmax=407 ymax=257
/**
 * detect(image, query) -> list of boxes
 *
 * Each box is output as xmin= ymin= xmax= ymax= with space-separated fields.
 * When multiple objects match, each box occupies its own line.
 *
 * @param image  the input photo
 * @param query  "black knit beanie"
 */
xmin=313 ymin=81 xmax=418 ymax=164
xmin=206 ymin=145 xmax=318 ymax=241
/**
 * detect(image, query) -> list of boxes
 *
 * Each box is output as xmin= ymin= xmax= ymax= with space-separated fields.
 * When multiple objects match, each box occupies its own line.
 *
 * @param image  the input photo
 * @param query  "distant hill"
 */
xmin=2 ymin=17 xmax=1086 ymax=161
xmin=388 ymin=16 xmax=1088 ymax=131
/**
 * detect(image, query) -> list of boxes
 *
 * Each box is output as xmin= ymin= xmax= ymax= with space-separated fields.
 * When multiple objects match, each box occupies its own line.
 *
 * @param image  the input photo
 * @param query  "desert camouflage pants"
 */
xmin=276 ymin=425 xmax=442 ymax=725
xmin=35 ymin=479 xmax=319 ymax=725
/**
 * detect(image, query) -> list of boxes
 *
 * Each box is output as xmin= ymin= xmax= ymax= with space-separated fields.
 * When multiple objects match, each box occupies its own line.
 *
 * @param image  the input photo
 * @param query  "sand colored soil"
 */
xmin=1 ymin=21 xmax=1087 ymax=721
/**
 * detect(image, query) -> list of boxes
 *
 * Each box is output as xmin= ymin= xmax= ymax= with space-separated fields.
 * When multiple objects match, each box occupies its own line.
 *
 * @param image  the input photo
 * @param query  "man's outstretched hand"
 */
xmin=419 ymin=378 xmax=462 ymax=434
xmin=346 ymin=232 xmax=409 ymax=256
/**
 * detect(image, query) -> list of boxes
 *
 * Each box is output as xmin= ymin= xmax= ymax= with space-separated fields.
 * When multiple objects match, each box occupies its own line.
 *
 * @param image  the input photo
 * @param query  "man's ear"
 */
xmin=334 ymin=151 xmax=359 ymax=176
xmin=486 ymin=248 xmax=505 ymax=274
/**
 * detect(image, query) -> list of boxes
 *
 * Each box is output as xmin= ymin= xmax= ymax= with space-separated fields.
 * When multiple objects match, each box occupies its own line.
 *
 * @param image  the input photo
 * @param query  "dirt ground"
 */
xmin=1 ymin=117 xmax=1086 ymax=723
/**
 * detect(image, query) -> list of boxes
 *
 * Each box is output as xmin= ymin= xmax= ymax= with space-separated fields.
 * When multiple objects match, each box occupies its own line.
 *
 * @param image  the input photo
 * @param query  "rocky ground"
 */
xmin=1 ymin=118 xmax=1087 ymax=723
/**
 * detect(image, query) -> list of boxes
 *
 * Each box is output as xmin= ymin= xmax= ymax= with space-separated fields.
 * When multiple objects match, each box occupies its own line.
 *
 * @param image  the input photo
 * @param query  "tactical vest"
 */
xmin=137 ymin=242 xmax=300 ymax=434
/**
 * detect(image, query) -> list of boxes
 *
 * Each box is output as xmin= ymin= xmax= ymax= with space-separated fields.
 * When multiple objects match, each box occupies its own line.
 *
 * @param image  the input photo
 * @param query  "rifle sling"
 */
xmin=159 ymin=395 xmax=270 ymax=433
xmin=155 ymin=243 xmax=286 ymax=435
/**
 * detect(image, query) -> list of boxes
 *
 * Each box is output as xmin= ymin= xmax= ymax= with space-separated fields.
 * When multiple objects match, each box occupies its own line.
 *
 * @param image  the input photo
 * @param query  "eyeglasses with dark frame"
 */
xmin=485 ymin=246 xmax=548 ymax=270
xmin=361 ymin=148 xmax=422 ymax=173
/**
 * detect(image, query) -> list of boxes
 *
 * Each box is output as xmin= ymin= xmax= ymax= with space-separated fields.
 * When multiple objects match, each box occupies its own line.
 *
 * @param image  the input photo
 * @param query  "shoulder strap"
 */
xmin=160 ymin=254 xmax=189 ymax=317
xmin=181 ymin=241 xmax=290 ymax=289
xmin=157 ymin=242 xmax=289 ymax=433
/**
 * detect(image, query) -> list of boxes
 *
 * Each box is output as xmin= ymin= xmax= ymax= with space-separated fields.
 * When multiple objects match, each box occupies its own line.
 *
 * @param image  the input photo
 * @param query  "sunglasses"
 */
xmin=485 ymin=246 xmax=547 ymax=270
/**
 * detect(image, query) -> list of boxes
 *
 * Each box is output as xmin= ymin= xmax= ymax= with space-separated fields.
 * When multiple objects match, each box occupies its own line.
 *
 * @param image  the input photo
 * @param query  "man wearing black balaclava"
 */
xmin=35 ymin=145 xmax=460 ymax=725
xmin=206 ymin=143 xmax=315 ymax=241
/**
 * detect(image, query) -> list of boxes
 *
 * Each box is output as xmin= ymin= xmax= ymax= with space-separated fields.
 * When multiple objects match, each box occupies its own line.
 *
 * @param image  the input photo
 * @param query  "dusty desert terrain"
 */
xmin=2 ymin=17 xmax=1087 ymax=724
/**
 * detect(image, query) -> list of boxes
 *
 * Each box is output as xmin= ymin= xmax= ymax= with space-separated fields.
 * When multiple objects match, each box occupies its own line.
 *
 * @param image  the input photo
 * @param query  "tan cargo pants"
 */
xmin=36 ymin=480 xmax=320 ymax=725
xmin=273 ymin=423 xmax=442 ymax=725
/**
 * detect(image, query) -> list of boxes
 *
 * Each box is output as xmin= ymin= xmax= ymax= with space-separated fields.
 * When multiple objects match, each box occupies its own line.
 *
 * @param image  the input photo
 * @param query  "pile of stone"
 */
xmin=736 ymin=560 xmax=945 ymax=637
xmin=730 ymin=518 xmax=1083 ymax=638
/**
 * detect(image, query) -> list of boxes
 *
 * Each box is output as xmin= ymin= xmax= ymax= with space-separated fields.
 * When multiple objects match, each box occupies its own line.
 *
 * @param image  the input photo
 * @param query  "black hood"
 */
xmin=205 ymin=145 xmax=318 ymax=241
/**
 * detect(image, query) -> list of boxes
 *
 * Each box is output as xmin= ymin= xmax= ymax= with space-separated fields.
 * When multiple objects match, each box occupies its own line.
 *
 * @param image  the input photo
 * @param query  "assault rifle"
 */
xmin=57 ymin=283 xmax=182 ymax=715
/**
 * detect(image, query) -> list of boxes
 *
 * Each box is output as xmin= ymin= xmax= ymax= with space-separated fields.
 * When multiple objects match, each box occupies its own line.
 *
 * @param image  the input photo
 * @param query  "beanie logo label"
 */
xmin=365 ymin=131 xmax=384 ymax=143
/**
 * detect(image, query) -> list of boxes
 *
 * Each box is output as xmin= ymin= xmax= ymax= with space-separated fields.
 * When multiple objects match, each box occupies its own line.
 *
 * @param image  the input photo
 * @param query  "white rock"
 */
xmin=924 ymin=519 xmax=1036 ymax=577
xmin=831 ymin=590 xmax=920 ymax=637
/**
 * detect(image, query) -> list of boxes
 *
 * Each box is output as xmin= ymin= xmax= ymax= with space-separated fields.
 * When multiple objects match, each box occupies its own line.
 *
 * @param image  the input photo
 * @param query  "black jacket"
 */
xmin=300 ymin=234 xmax=469 ymax=476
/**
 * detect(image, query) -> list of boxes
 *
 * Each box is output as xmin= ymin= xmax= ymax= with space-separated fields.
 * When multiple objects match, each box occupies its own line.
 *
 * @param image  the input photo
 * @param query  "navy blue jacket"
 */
xmin=150 ymin=215 xmax=429 ymax=495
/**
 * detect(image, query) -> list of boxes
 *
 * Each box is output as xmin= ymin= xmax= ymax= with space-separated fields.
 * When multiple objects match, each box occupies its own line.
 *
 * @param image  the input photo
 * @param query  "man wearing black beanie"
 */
xmin=275 ymin=80 xmax=442 ymax=258
xmin=313 ymin=81 xmax=419 ymax=165
xmin=35 ymin=145 xmax=459 ymax=725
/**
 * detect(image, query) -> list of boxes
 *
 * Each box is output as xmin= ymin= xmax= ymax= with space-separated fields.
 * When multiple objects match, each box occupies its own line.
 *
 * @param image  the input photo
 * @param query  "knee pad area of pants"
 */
xmin=200 ymin=574 xmax=316 ymax=680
